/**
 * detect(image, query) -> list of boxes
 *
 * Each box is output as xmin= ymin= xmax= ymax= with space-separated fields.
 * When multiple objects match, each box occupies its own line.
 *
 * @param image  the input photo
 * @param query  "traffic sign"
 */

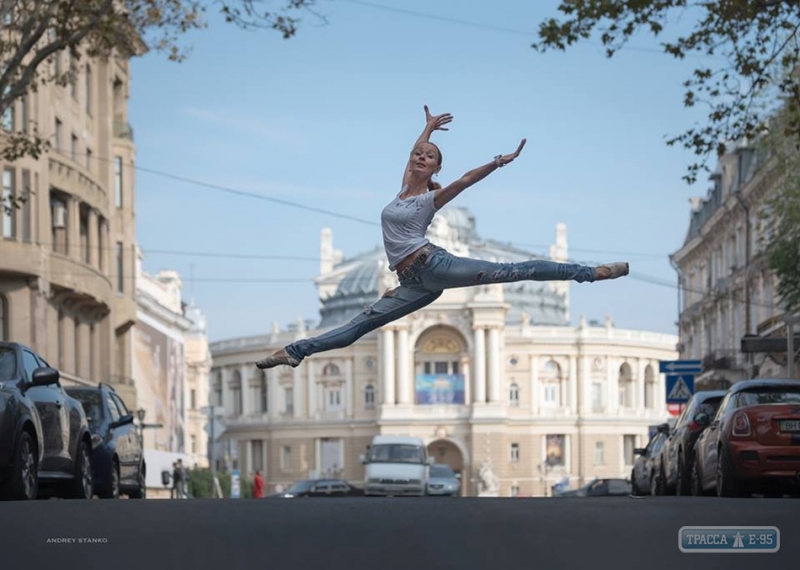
xmin=666 ymin=374 xmax=695 ymax=404
xmin=659 ymin=360 xmax=703 ymax=374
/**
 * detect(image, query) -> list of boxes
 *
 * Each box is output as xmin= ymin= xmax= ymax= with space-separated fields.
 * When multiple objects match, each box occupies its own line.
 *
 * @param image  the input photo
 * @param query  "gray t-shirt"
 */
xmin=380 ymin=189 xmax=439 ymax=271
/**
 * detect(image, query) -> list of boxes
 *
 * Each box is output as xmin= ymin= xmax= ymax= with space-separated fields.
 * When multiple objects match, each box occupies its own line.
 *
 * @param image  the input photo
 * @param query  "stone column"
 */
xmin=88 ymin=208 xmax=98 ymax=268
xmin=246 ymin=440 xmax=253 ymax=476
xmin=382 ymin=328 xmax=395 ymax=405
xmin=568 ymin=356 xmax=578 ymax=414
xmin=472 ymin=327 xmax=486 ymax=404
xmin=307 ymin=360 xmax=317 ymax=419
xmin=292 ymin=365 xmax=305 ymax=418
xmin=581 ymin=356 xmax=591 ymax=414
xmin=530 ymin=355 xmax=539 ymax=413
xmin=240 ymin=365 xmax=251 ymax=416
xmin=487 ymin=327 xmax=501 ymax=403
xmin=396 ymin=328 xmax=411 ymax=405
xmin=637 ymin=358 xmax=647 ymax=411
xmin=461 ymin=359 xmax=470 ymax=405
xmin=345 ymin=358 xmax=353 ymax=416
xmin=607 ymin=357 xmax=618 ymax=414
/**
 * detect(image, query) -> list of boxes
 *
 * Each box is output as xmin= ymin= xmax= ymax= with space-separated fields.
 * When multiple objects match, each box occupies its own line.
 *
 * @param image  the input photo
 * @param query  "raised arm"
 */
xmin=433 ymin=139 xmax=527 ymax=210
xmin=402 ymin=105 xmax=453 ymax=189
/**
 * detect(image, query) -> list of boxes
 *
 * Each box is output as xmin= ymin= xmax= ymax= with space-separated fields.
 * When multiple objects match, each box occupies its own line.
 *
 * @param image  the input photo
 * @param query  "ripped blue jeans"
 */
xmin=285 ymin=244 xmax=597 ymax=361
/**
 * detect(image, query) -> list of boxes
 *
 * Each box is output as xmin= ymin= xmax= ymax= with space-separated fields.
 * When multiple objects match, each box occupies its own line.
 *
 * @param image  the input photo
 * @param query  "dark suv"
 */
xmin=65 ymin=384 xmax=146 ymax=499
xmin=0 ymin=342 xmax=94 ymax=499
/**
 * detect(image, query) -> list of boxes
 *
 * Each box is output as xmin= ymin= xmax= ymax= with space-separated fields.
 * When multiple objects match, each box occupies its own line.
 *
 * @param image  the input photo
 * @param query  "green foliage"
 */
xmin=187 ymin=467 xmax=253 ymax=499
xmin=533 ymin=1 xmax=800 ymax=184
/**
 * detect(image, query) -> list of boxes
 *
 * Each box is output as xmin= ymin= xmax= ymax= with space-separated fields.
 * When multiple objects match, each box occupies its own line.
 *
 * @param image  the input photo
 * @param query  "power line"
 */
xmin=338 ymin=0 xmax=721 ymax=60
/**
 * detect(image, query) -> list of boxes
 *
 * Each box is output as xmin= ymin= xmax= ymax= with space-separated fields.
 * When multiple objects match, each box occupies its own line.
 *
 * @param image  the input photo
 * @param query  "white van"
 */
xmin=359 ymin=435 xmax=433 ymax=496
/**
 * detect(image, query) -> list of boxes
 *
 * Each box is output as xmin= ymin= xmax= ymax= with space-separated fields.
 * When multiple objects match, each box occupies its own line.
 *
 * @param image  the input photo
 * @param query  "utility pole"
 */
xmin=787 ymin=316 xmax=799 ymax=380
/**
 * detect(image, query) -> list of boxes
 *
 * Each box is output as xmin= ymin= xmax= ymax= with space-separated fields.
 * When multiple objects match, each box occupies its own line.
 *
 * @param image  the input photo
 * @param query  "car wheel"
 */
xmin=100 ymin=461 xmax=120 ymax=499
xmin=0 ymin=431 xmax=39 ymax=501
xmin=716 ymin=445 xmax=741 ymax=498
xmin=68 ymin=442 xmax=94 ymax=499
xmin=129 ymin=465 xmax=146 ymax=499
xmin=676 ymin=453 xmax=690 ymax=496
xmin=690 ymin=459 xmax=702 ymax=496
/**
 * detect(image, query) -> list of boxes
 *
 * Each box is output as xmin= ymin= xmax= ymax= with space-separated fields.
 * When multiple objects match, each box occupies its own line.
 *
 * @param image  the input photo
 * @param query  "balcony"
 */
xmin=113 ymin=120 xmax=134 ymax=142
xmin=702 ymin=349 xmax=744 ymax=371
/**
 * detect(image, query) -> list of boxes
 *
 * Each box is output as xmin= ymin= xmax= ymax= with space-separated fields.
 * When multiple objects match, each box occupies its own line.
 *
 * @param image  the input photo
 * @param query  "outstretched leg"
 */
xmin=255 ymin=285 xmax=443 ymax=369
xmin=419 ymin=249 xmax=628 ymax=291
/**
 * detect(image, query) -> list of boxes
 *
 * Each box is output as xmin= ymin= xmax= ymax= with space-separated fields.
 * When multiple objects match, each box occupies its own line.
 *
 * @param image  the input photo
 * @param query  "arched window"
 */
xmin=644 ymin=364 xmax=655 ymax=409
xmin=0 ymin=294 xmax=7 ymax=341
xmin=618 ymin=363 xmax=634 ymax=408
xmin=214 ymin=371 xmax=223 ymax=407
xmin=364 ymin=384 xmax=375 ymax=409
xmin=323 ymin=363 xmax=341 ymax=377
xmin=541 ymin=359 xmax=562 ymax=408
xmin=230 ymin=370 xmax=243 ymax=416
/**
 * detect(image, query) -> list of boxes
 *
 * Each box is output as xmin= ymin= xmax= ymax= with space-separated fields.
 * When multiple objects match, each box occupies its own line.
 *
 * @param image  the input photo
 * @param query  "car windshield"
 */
xmin=286 ymin=480 xmax=315 ymax=493
xmin=430 ymin=465 xmax=455 ymax=478
xmin=0 ymin=347 xmax=17 ymax=381
xmin=367 ymin=444 xmax=425 ymax=464
xmin=67 ymin=390 xmax=103 ymax=424
xmin=738 ymin=387 xmax=800 ymax=407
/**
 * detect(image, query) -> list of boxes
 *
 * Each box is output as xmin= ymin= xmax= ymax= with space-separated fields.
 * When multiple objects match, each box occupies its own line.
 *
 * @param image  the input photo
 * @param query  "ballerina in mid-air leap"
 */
xmin=256 ymin=106 xmax=629 ymax=370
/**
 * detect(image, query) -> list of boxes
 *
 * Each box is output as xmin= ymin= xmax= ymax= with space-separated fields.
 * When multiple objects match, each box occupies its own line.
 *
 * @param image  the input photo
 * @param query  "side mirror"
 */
xmin=694 ymin=412 xmax=710 ymax=426
xmin=657 ymin=423 xmax=670 ymax=433
xmin=358 ymin=454 xmax=366 ymax=465
xmin=110 ymin=414 xmax=134 ymax=429
xmin=633 ymin=448 xmax=646 ymax=456
xmin=30 ymin=367 xmax=59 ymax=387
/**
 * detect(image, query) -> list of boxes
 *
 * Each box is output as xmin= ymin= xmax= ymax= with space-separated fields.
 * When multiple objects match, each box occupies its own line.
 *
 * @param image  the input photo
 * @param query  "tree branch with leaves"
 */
xmin=533 ymin=0 xmax=800 ymax=185
xmin=0 ymin=0 xmax=323 ymax=162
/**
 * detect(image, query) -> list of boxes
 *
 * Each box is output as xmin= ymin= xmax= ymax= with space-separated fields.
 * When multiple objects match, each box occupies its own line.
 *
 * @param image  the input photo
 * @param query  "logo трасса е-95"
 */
xmin=679 ymin=527 xmax=779 ymax=553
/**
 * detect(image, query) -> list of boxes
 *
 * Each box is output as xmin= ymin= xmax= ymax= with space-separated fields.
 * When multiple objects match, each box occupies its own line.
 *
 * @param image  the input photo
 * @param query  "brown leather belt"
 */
xmin=395 ymin=243 xmax=435 ymax=277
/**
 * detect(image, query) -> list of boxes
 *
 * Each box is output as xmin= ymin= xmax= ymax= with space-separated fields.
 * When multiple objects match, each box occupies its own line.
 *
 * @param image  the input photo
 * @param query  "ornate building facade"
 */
xmin=210 ymin=210 xmax=678 ymax=496
xmin=1 ymin=44 xmax=138 ymax=405
xmin=670 ymin=140 xmax=795 ymax=386
xmin=133 ymin=249 xmax=210 ymax=495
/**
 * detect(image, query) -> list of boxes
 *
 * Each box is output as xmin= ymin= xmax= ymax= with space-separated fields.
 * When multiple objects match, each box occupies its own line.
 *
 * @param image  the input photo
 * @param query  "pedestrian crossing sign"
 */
xmin=665 ymin=374 xmax=695 ymax=404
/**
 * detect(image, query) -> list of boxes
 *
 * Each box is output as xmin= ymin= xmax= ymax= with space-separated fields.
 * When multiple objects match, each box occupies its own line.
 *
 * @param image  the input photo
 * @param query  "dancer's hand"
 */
xmin=424 ymin=105 xmax=453 ymax=131
xmin=495 ymin=139 xmax=527 ymax=167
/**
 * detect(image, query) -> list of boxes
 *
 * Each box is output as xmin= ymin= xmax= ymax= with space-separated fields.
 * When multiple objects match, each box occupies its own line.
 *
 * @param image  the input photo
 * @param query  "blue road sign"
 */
xmin=666 ymin=374 xmax=695 ymax=404
xmin=659 ymin=360 xmax=703 ymax=374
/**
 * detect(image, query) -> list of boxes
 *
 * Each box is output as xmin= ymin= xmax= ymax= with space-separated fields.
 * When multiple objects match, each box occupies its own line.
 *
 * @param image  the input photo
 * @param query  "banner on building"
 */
xmin=415 ymin=373 xmax=465 ymax=405
xmin=545 ymin=434 xmax=565 ymax=467
xmin=133 ymin=320 xmax=185 ymax=453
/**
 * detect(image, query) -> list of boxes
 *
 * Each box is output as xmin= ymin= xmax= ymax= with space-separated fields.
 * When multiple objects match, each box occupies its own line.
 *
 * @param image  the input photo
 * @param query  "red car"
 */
xmin=691 ymin=378 xmax=800 ymax=497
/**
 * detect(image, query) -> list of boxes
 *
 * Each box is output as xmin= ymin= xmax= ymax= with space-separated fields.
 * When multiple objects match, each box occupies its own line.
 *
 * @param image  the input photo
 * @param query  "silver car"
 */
xmin=426 ymin=464 xmax=460 ymax=496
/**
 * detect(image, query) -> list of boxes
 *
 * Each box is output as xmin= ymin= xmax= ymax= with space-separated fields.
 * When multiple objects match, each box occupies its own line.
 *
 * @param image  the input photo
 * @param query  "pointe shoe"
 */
xmin=255 ymin=348 xmax=301 ymax=369
xmin=596 ymin=262 xmax=629 ymax=280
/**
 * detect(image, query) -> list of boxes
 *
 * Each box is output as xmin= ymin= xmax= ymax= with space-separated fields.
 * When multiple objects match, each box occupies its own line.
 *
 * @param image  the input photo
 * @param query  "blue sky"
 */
xmin=129 ymin=0 xmax=717 ymax=342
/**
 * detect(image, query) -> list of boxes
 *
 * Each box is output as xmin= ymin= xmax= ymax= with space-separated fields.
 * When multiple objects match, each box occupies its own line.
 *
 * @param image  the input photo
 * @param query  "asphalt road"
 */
xmin=1 ymin=496 xmax=797 ymax=570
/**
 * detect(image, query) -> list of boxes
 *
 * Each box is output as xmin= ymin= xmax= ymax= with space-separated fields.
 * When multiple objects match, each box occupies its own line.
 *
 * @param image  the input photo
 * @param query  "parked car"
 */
xmin=0 ymin=342 xmax=94 ymax=499
xmin=0 ymin=343 xmax=51 ymax=500
xmin=426 ymin=463 xmax=461 ymax=496
xmin=269 ymin=478 xmax=364 ymax=498
xmin=692 ymin=379 xmax=800 ymax=498
xmin=657 ymin=390 xmax=727 ymax=495
xmin=65 ymin=384 xmax=146 ymax=499
xmin=555 ymin=478 xmax=631 ymax=497
xmin=631 ymin=424 xmax=669 ymax=496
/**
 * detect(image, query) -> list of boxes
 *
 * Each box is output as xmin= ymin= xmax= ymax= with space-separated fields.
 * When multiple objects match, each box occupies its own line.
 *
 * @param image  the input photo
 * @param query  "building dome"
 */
xmin=315 ymin=207 xmax=569 ymax=329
